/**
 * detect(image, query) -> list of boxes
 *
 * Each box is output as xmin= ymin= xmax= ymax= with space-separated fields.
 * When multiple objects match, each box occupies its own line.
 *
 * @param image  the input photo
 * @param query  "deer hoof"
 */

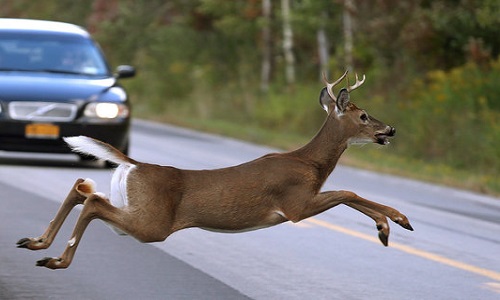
xmin=376 ymin=224 xmax=389 ymax=246
xmin=36 ymin=257 xmax=54 ymax=267
xmin=378 ymin=231 xmax=389 ymax=246
xmin=36 ymin=257 xmax=67 ymax=269
xmin=402 ymin=222 xmax=414 ymax=231
xmin=16 ymin=237 xmax=47 ymax=250
xmin=394 ymin=216 xmax=414 ymax=231
xmin=16 ymin=238 xmax=31 ymax=248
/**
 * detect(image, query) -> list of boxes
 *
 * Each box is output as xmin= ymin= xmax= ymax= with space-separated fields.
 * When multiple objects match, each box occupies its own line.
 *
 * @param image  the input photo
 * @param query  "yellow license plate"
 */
xmin=25 ymin=123 xmax=60 ymax=139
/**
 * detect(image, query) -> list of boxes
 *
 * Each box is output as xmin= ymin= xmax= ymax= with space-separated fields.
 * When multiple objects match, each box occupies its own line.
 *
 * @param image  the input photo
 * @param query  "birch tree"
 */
xmin=343 ymin=0 xmax=355 ymax=71
xmin=317 ymin=11 xmax=329 ymax=80
xmin=281 ymin=0 xmax=295 ymax=85
xmin=261 ymin=0 xmax=272 ymax=92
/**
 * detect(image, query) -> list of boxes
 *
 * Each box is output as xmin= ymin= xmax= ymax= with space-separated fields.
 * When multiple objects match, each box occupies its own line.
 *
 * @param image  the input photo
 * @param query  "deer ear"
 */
xmin=319 ymin=87 xmax=333 ymax=113
xmin=336 ymin=88 xmax=350 ymax=113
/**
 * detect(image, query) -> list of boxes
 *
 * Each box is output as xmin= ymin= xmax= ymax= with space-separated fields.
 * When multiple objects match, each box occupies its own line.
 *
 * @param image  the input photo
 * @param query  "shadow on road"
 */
xmin=0 ymin=151 xmax=105 ymax=169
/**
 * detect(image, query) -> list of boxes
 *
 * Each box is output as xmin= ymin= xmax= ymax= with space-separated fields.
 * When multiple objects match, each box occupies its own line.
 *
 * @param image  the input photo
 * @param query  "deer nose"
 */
xmin=388 ymin=127 xmax=396 ymax=136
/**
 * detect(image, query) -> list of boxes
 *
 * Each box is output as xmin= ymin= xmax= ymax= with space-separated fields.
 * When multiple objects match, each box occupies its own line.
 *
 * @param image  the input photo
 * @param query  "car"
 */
xmin=0 ymin=18 xmax=135 ymax=160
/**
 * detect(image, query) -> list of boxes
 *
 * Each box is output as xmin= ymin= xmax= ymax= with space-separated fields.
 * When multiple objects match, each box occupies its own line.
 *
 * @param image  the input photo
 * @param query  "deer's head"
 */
xmin=320 ymin=71 xmax=395 ymax=145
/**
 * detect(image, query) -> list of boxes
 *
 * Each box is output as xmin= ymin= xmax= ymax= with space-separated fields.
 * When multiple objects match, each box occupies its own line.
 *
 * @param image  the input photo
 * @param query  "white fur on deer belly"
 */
xmin=110 ymin=164 xmax=135 ymax=207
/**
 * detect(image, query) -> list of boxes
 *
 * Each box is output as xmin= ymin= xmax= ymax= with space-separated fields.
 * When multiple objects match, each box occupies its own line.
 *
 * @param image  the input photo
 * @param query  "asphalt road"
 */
xmin=1 ymin=119 xmax=499 ymax=299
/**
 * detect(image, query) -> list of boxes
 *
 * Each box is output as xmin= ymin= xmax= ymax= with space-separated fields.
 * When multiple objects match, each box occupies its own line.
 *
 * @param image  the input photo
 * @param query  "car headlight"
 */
xmin=84 ymin=103 xmax=129 ymax=119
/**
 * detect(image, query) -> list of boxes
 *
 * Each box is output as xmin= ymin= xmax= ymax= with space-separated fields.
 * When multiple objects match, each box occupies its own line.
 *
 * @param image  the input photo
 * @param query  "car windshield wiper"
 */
xmin=38 ymin=69 xmax=94 ymax=76
xmin=0 ymin=68 xmax=34 ymax=72
xmin=0 ymin=68 xmax=97 ymax=76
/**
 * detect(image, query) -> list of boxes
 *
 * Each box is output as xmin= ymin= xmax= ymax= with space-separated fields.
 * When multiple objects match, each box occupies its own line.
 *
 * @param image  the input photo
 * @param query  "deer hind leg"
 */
xmin=36 ymin=190 xmax=128 ymax=269
xmin=35 ymin=185 xmax=176 ymax=269
xmin=17 ymin=178 xmax=91 ymax=250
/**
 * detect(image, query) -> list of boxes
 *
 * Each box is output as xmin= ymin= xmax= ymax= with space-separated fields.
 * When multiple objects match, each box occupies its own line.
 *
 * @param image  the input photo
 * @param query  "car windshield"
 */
xmin=0 ymin=32 xmax=110 ymax=76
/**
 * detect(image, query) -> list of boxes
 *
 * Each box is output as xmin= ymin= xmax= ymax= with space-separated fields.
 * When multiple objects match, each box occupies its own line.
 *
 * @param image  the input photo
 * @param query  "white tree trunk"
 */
xmin=281 ymin=0 xmax=295 ymax=85
xmin=261 ymin=0 xmax=272 ymax=92
xmin=317 ymin=11 xmax=329 ymax=80
xmin=343 ymin=0 xmax=355 ymax=71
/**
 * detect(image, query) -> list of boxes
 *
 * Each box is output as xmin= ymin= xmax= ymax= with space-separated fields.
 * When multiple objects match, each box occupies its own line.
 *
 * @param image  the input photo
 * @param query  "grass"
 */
xmin=137 ymin=109 xmax=500 ymax=197
xmin=344 ymin=148 xmax=500 ymax=196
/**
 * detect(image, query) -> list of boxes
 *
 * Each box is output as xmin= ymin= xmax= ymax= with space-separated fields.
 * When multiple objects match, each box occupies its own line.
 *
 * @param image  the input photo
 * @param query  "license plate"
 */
xmin=25 ymin=123 xmax=60 ymax=139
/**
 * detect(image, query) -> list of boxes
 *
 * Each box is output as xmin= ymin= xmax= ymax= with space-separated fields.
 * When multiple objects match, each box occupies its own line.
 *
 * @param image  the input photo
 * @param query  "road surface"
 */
xmin=1 ymin=119 xmax=499 ymax=299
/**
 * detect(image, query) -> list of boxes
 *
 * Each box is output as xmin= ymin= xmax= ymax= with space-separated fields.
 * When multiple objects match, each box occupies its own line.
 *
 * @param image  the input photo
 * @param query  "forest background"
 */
xmin=1 ymin=0 xmax=499 ymax=195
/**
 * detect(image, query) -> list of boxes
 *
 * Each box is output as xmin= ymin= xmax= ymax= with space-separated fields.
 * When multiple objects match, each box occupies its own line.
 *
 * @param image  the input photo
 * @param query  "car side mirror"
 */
xmin=115 ymin=65 xmax=136 ymax=79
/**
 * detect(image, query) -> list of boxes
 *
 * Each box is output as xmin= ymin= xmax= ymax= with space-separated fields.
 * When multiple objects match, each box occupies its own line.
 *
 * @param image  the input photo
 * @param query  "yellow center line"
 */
xmin=305 ymin=217 xmax=500 ymax=282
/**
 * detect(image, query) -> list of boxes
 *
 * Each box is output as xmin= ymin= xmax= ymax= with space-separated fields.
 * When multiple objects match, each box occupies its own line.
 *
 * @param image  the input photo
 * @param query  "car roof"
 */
xmin=0 ymin=18 xmax=89 ymax=37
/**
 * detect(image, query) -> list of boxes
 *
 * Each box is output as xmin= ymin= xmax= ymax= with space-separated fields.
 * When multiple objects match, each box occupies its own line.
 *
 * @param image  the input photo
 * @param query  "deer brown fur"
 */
xmin=18 ymin=71 xmax=413 ymax=269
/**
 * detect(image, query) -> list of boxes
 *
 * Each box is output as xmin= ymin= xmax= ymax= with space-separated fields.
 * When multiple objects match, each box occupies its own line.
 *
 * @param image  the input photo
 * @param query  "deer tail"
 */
xmin=64 ymin=136 xmax=137 ymax=166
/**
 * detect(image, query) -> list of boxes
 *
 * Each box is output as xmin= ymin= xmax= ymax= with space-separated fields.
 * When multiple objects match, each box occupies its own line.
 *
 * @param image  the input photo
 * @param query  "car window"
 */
xmin=0 ymin=32 xmax=110 ymax=76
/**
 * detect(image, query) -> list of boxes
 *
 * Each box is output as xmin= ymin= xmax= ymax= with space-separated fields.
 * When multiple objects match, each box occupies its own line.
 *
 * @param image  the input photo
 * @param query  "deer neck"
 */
xmin=292 ymin=114 xmax=350 ymax=179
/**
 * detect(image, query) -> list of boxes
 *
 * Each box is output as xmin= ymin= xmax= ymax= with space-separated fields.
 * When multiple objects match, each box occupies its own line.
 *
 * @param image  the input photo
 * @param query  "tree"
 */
xmin=281 ymin=0 xmax=295 ymax=85
xmin=261 ymin=0 xmax=273 ymax=91
xmin=317 ymin=11 xmax=329 ymax=80
xmin=343 ymin=0 xmax=355 ymax=71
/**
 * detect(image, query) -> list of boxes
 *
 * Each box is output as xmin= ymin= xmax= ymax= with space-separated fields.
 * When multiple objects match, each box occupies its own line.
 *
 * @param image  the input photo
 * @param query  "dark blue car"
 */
xmin=0 ymin=18 xmax=135 ymax=157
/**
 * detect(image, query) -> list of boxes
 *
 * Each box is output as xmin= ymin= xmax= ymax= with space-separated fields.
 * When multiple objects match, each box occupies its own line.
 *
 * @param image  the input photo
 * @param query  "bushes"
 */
xmin=391 ymin=60 xmax=500 ymax=174
xmin=254 ymin=85 xmax=325 ymax=135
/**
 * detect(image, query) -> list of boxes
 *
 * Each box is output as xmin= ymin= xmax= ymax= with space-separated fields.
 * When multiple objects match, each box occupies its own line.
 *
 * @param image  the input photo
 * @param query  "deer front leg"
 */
xmin=289 ymin=190 xmax=413 ymax=246
xmin=17 ymin=178 xmax=91 ymax=250
xmin=341 ymin=192 xmax=414 ymax=231
xmin=343 ymin=203 xmax=393 ymax=246
xmin=36 ymin=192 xmax=123 ymax=269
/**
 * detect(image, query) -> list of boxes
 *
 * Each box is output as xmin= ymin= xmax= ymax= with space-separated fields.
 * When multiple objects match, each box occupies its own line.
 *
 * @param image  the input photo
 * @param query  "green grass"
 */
xmin=344 ymin=148 xmax=500 ymax=196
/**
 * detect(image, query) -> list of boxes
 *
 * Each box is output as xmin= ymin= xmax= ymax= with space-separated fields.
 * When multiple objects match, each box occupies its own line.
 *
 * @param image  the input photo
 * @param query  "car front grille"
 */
xmin=9 ymin=102 xmax=78 ymax=122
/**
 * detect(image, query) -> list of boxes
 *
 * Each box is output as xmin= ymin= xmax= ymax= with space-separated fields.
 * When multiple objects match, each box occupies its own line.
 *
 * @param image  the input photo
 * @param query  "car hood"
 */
xmin=0 ymin=72 xmax=117 ymax=102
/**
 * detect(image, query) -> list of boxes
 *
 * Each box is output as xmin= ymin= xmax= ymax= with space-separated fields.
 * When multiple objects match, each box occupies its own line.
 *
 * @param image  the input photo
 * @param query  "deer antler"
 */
xmin=347 ymin=73 xmax=366 ymax=92
xmin=322 ymin=70 xmax=348 ymax=101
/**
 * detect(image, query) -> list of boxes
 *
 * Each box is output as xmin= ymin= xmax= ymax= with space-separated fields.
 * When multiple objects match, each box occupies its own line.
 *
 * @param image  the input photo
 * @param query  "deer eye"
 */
xmin=360 ymin=113 xmax=368 ymax=122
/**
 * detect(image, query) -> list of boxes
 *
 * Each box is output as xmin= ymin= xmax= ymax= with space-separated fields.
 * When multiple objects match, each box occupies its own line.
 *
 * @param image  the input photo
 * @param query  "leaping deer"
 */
xmin=18 ymin=71 xmax=413 ymax=269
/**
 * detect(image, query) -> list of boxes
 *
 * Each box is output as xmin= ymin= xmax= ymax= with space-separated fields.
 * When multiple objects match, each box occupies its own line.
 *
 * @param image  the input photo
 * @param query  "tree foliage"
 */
xmin=1 ymin=0 xmax=499 ymax=188
xmin=3 ymin=0 xmax=497 ymax=86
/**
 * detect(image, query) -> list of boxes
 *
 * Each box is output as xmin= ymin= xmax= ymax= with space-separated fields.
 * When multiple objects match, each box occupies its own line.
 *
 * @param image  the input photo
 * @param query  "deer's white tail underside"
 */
xmin=63 ymin=136 xmax=134 ymax=167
